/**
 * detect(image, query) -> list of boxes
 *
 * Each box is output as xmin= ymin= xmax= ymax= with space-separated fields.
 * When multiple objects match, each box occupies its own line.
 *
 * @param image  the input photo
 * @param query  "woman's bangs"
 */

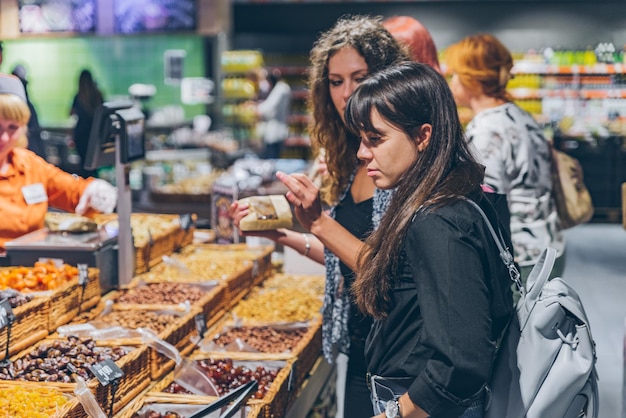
xmin=346 ymin=89 xmax=376 ymax=134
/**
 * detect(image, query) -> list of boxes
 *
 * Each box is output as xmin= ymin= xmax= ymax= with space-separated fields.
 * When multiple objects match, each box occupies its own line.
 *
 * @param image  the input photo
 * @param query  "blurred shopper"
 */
xmin=445 ymin=33 xmax=564 ymax=282
xmin=383 ymin=15 xmax=441 ymax=73
xmin=256 ymin=69 xmax=291 ymax=159
xmin=70 ymin=69 xmax=104 ymax=171
xmin=0 ymin=74 xmax=116 ymax=254
xmin=11 ymin=64 xmax=44 ymax=159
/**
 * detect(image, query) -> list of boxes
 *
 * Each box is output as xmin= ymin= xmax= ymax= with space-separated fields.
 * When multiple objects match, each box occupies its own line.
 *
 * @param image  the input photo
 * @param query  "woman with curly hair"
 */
xmin=231 ymin=15 xmax=408 ymax=416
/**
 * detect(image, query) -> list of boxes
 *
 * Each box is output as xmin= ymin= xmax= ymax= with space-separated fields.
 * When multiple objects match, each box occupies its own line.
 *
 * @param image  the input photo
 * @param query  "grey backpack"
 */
xmin=466 ymin=199 xmax=599 ymax=418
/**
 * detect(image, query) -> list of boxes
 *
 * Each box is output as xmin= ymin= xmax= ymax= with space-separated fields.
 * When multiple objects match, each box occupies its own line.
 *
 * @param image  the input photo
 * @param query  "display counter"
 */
xmin=4 ymin=226 xmax=119 ymax=292
xmin=0 ymin=241 xmax=330 ymax=418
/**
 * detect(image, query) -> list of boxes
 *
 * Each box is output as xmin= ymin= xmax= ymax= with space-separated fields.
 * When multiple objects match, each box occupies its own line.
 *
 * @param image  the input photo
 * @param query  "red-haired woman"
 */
xmin=445 ymin=33 xmax=564 ymax=283
xmin=383 ymin=16 xmax=441 ymax=73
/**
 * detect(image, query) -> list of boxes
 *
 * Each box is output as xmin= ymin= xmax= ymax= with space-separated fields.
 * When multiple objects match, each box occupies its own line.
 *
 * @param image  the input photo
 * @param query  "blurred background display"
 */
xmin=114 ymin=0 xmax=196 ymax=34
xmin=19 ymin=0 xmax=96 ymax=33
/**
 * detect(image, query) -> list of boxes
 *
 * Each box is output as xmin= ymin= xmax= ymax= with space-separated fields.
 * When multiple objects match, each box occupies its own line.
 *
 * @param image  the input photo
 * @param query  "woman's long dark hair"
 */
xmin=345 ymin=62 xmax=484 ymax=319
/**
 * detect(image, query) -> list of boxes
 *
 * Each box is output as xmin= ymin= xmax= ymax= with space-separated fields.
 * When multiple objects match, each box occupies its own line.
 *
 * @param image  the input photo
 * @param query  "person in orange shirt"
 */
xmin=0 ymin=74 xmax=116 ymax=252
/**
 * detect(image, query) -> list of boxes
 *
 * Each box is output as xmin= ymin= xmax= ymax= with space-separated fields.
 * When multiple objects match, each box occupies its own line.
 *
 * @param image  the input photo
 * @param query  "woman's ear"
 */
xmin=416 ymin=123 xmax=432 ymax=153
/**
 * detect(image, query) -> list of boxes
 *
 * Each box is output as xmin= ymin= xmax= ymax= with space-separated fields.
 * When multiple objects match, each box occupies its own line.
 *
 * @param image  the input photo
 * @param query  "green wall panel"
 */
xmin=2 ymin=35 xmax=205 ymax=126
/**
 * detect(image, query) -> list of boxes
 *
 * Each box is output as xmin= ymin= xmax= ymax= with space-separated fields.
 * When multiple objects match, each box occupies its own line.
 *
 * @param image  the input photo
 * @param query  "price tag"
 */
xmin=179 ymin=214 xmax=193 ymax=231
xmin=252 ymin=260 xmax=259 ymax=278
xmin=0 ymin=299 xmax=15 ymax=331
xmin=78 ymin=264 xmax=89 ymax=286
xmin=89 ymin=359 xmax=124 ymax=386
xmin=194 ymin=313 xmax=207 ymax=337
xmin=67 ymin=362 xmax=79 ymax=375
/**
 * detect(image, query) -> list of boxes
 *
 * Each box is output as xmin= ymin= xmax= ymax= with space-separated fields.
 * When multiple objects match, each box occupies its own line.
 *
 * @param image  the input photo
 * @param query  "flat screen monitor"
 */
xmin=113 ymin=0 xmax=196 ymax=34
xmin=117 ymin=107 xmax=146 ymax=164
xmin=83 ymin=101 xmax=145 ymax=171
xmin=18 ymin=0 xmax=96 ymax=34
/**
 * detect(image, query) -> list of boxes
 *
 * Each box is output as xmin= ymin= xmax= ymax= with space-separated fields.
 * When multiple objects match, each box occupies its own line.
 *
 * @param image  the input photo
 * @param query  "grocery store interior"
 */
xmin=0 ymin=0 xmax=625 ymax=417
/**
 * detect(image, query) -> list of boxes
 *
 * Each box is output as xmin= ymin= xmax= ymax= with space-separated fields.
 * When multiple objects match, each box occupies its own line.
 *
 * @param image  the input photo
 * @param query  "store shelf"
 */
xmin=285 ymin=136 xmax=311 ymax=147
xmin=513 ymin=62 xmax=626 ymax=75
xmin=510 ymin=88 xmax=626 ymax=100
xmin=288 ymin=114 xmax=310 ymax=124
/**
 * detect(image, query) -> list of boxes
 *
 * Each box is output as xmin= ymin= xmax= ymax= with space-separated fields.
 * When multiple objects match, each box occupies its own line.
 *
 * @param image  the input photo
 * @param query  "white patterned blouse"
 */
xmin=465 ymin=102 xmax=564 ymax=267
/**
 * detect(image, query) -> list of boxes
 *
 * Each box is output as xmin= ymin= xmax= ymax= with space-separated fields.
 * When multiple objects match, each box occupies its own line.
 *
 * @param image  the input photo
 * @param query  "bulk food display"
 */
xmin=0 ymin=234 xmax=326 ymax=418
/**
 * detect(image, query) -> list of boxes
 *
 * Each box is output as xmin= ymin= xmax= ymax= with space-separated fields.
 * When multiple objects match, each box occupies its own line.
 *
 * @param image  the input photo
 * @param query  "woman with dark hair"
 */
xmin=342 ymin=61 xmax=513 ymax=418
xmin=70 ymin=69 xmax=104 ymax=170
xmin=230 ymin=15 xmax=408 ymax=417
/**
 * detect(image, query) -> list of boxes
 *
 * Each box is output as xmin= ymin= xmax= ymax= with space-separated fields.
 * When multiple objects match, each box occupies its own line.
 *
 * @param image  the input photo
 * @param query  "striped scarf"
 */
xmin=321 ymin=177 xmax=394 ymax=362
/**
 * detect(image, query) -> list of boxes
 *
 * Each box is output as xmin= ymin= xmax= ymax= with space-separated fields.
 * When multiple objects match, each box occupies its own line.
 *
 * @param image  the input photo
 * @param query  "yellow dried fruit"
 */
xmin=0 ymin=386 xmax=69 ymax=418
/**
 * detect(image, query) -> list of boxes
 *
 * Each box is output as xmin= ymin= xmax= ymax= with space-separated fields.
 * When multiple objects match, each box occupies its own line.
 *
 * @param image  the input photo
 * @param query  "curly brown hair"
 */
xmin=307 ymin=15 xmax=409 ymax=204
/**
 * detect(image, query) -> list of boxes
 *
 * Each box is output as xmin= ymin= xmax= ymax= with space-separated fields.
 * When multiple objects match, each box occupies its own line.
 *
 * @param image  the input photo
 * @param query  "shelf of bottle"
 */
xmin=267 ymin=65 xmax=308 ymax=76
xmin=284 ymin=136 xmax=311 ymax=147
xmin=510 ymin=88 xmax=626 ymax=99
xmin=288 ymin=114 xmax=311 ymax=124
xmin=513 ymin=62 xmax=626 ymax=75
xmin=292 ymin=90 xmax=309 ymax=100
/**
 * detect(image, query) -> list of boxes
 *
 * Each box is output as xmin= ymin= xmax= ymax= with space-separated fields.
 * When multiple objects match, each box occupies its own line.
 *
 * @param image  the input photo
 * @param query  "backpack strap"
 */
xmin=590 ymin=367 xmax=600 ymax=418
xmin=524 ymin=247 xmax=557 ymax=301
xmin=462 ymin=197 xmax=523 ymax=294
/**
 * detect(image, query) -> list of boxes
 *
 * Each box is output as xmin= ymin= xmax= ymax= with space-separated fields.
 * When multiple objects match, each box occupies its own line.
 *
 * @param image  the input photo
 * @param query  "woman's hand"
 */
xmin=307 ymin=149 xmax=328 ymax=187
xmin=228 ymin=200 xmax=282 ymax=241
xmin=228 ymin=200 xmax=248 ymax=229
xmin=75 ymin=179 xmax=117 ymax=215
xmin=276 ymin=171 xmax=323 ymax=231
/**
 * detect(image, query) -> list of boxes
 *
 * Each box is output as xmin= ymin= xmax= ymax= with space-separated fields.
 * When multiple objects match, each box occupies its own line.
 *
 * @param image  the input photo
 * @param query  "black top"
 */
xmin=365 ymin=194 xmax=514 ymax=418
xmin=334 ymin=190 xmax=374 ymax=342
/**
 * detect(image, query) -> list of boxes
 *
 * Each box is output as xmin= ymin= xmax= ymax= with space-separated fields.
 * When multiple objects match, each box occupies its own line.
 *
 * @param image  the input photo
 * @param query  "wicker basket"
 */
xmin=0 ymin=295 xmax=49 ymax=358
xmin=175 ymin=244 xmax=275 ymax=306
xmin=95 ymin=213 xmax=197 ymax=275
xmin=45 ymin=267 xmax=102 ymax=332
xmin=111 ymin=279 xmax=229 ymax=327
xmin=198 ymin=315 xmax=322 ymax=396
xmin=115 ymin=393 xmax=263 ymax=418
xmin=0 ymin=263 xmax=100 ymax=333
xmin=134 ymin=213 xmax=198 ymax=274
xmin=0 ymin=381 xmax=87 ymax=418
xmin=0 ymin=337 xmax=150 ymax=416
xmin=149 ymin=356 xmax=295 ymax=418
xmin=46 ymin=277 xmax=82 ymax=332
xmin=57 ymin=298 xmax=213 ymax=381
xmin=138 ymin=249 xmax=254 ymax=304
xmin=134 ymin=234 xmax=175 ymax=275
xmin=78 ymin=267 xmax=102 ymax=314
xmin=184 ymin=244 xmax=274 ymax=285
